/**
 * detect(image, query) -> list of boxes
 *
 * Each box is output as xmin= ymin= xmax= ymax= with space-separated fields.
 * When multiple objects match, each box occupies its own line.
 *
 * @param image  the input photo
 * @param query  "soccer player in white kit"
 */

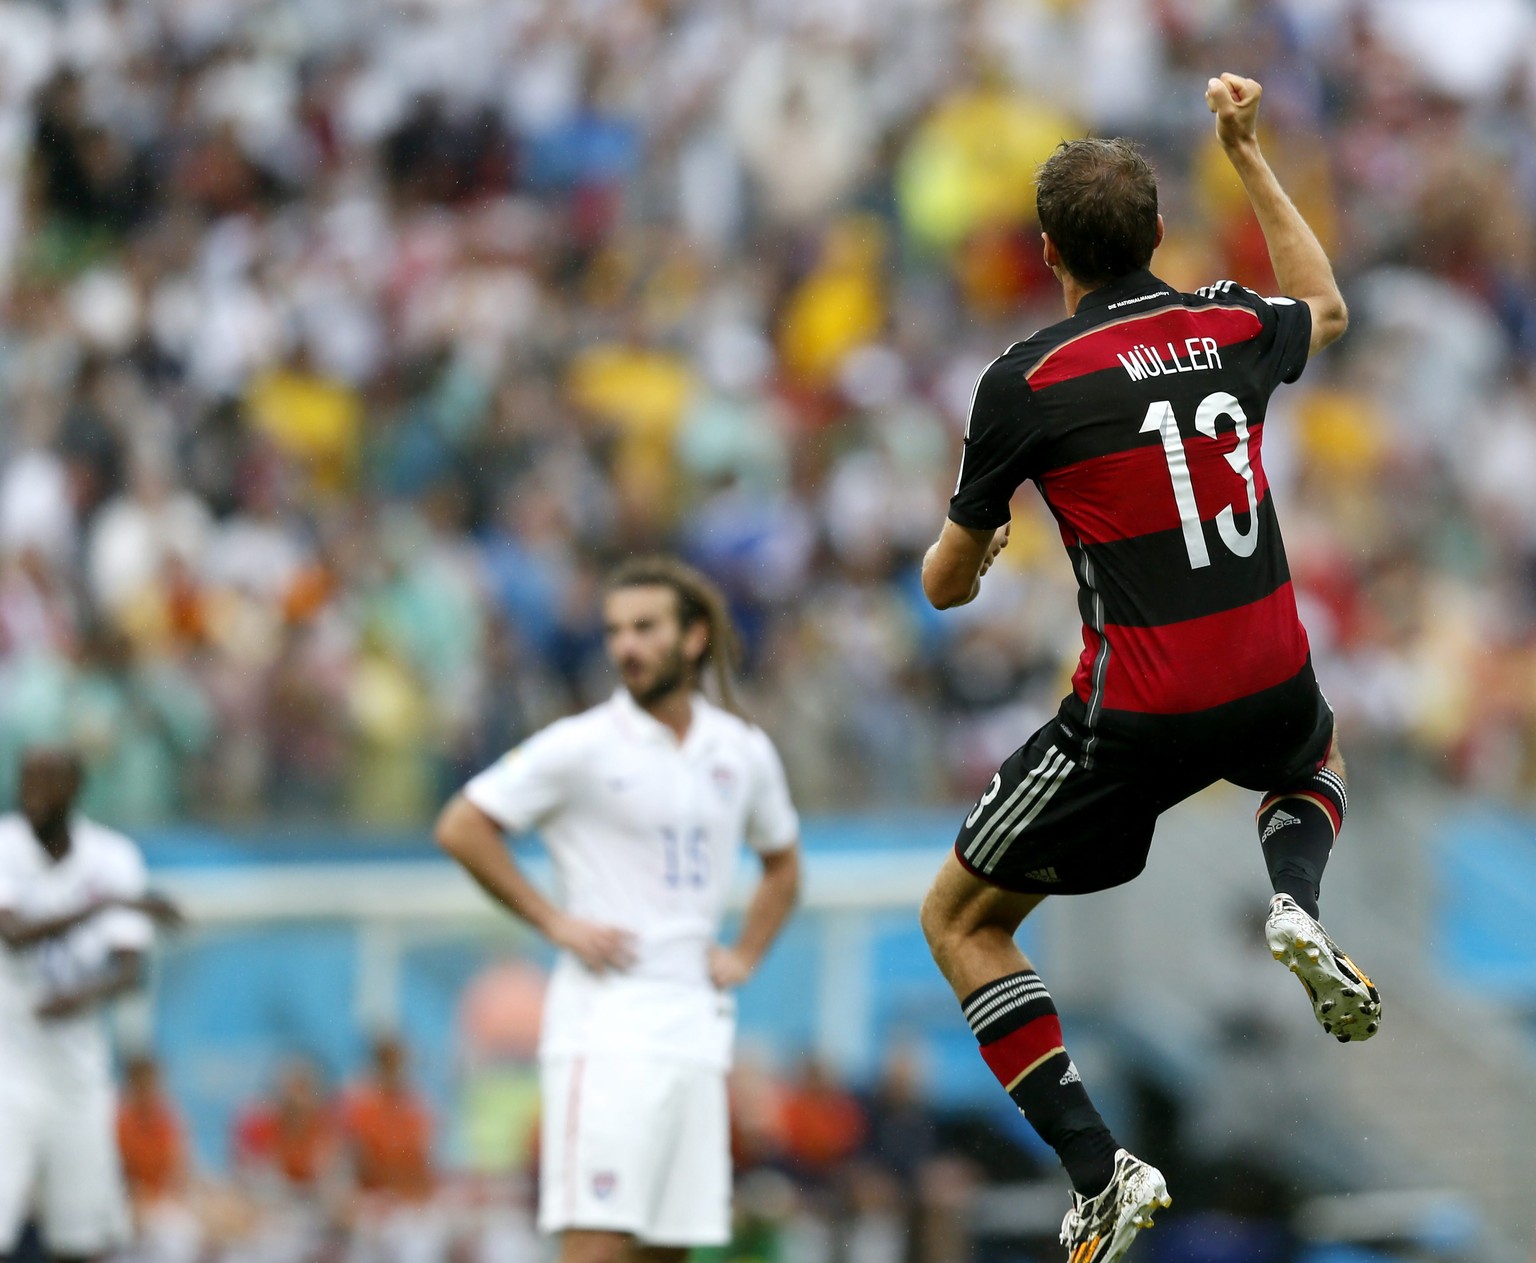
xmin=436 ymin=557 xmax=801 ymax=1263
xmin=0 ymin=747 xmax=181 ymax=1263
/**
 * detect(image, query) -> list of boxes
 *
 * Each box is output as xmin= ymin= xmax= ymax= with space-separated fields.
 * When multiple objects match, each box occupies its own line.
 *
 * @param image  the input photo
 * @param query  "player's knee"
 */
xmin=921 ymin=860 xmax=1032 ymax=972
xmin=919 ymin=880 xmax=959 ymax=966
xmin=1325 ymin=740 xmax=1347 ymax=781
xmin=920 ymin=876 xmax=996 ymax=976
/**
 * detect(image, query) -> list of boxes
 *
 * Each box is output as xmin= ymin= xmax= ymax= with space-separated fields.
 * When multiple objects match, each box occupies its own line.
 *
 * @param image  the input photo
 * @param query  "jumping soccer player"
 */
xmin=435 ymin=556 xmax=801 ymax=1263
xmin=0 ymin=747 xmax=181 ymax=1263
xmin=918 ymin=74 xmax=1380 ymax=1263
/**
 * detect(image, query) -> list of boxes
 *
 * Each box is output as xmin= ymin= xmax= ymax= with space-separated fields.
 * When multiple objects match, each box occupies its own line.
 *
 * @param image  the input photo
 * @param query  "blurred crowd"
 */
xmin=3 ymin=0 xmax=1536 ymax=824
xmin=102 ymin=1038 xmax=1048 ymax=1263
xmin=102 ymin=1031 xmax=1403 ymax=1263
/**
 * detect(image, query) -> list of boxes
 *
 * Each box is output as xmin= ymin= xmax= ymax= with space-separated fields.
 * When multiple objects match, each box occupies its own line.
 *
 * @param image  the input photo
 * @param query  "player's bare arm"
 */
xmin=33 ymin=948 xmax=148 ymax=1022
xmin=1208 ymin=72 xmax=1348 ymax=353
xmin=434 ymin=794 xmax=636 ymax=972
xmin=922 ymin=520 xmax=1010 ymax=610
xmin=0 ymin=902 xmax=111 ymax=950
xmin=123 ymin=892 xmax=185 ymax=927
xmin=708 ymin=843 xmax=800 ymax=989
xmin=0 ymin=891 xmax=183 ymax=952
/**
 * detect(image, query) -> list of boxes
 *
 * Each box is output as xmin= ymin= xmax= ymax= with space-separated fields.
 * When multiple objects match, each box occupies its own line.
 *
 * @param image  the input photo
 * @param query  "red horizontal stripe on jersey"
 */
xmin=1075 ymin=583 xmax=1310 ymax=714
xmin=980 ymin=1014 xmax=1065 ymax=1087
xmin=1041 ymin=429 xmax=1270 ymax=547
xmin=1026 ymin=305 xmax=1264 ymax=390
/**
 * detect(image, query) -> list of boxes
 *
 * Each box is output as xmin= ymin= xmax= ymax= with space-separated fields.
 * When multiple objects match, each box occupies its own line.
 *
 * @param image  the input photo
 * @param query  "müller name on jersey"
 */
xmin=1118 ymin=337 xmax=1224 ymax=379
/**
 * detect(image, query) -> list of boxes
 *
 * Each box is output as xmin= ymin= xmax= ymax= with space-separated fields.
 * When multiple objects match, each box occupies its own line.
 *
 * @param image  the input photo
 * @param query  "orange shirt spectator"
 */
xmin=117 ymin=1055 xmax=187 ymax=1201
xmin=343 ymin=1086 xmax=433 ymax=1198
xmin=778 ymin=1058 xmax=867 ymax=1176
xmin=233 ymin=1060 xmax=340 ymax=1189
xmin=342 ymin=1035 xmax=434 ymax=1200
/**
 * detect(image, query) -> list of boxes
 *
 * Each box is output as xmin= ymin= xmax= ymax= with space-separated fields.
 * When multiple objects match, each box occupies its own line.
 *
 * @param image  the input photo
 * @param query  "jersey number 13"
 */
xmin=1139 ymin=391 xmax=1258 ymax=570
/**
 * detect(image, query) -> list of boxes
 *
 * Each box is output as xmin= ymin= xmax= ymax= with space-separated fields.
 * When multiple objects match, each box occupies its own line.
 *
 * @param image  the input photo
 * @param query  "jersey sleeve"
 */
xmin=96 ymin=839 xmax=154 ymax=953
xmin=948 ymin=356 xmax=1040 ymax=531
xmin=743 ymin=729 xmax=799 ymax=856
xmin=462 ymin=724 xmax=577 ymax=834
xmin=1206 ymin=282 xmax=1313 ymax=387
xmin=1263 ymin=294 xmax=1312 ymax=385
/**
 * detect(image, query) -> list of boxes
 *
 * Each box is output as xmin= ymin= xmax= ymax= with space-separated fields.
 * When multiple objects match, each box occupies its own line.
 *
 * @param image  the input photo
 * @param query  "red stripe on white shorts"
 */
xmin=564 ymin=1057 xmax=586 ymax=1220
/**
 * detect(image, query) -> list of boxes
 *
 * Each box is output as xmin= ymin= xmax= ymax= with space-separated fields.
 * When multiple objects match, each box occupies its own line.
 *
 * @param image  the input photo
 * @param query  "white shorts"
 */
xmin=0 ymin=1081 xmax=131 ymax=1256
xmin=539 ymin=1056 xmax=730 ymax=1246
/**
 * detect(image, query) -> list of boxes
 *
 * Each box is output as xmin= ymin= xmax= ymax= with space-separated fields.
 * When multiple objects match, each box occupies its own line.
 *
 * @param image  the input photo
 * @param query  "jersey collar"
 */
xmin=1074 ymin=269 xmax=1176 ymax=317
xmin=610 ymin=687 xmax=716 ymax=752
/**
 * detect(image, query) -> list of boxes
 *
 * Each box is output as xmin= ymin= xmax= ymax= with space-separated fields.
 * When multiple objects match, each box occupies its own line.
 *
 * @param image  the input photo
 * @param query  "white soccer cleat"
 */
xmin=1059 ymin=1148 xmax=1171 ymax=1263
xmin=1265 ymin=893 xmax=1382 ymax=1042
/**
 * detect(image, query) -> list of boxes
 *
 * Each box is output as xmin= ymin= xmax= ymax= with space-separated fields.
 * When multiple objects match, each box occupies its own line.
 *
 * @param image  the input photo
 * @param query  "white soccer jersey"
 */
xmin=0 ymin=814 xmax=155 ymax=1092
xmin=464 ymin=690 xmax=798 ymax=1068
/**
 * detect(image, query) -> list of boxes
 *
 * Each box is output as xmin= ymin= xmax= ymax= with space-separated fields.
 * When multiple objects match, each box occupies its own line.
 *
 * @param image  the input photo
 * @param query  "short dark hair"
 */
xmin=1036 ymin=138 xmax=1159 ymax=285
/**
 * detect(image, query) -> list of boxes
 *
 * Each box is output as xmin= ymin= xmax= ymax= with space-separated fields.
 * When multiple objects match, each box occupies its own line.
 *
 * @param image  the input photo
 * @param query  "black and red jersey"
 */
xmin=949 ymin=269 xmax=1314 ymax=757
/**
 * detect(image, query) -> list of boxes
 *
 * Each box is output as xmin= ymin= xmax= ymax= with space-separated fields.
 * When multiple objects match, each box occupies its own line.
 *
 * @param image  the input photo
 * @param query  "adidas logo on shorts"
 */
xmin=1260 ymin=809 xmax=1300 ymax=844
xmin=1060 ymin=1061 xmax=1081 ymax=1086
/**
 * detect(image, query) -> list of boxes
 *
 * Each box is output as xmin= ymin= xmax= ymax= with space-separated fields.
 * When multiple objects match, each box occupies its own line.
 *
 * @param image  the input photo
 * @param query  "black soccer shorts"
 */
xmin=953 ymin=665 xmax=1335 ymax=895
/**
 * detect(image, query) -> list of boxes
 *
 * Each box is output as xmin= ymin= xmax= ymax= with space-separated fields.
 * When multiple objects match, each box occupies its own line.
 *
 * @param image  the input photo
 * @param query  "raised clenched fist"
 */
xmin=1206 ymin=73 xmax=1263 ymax=151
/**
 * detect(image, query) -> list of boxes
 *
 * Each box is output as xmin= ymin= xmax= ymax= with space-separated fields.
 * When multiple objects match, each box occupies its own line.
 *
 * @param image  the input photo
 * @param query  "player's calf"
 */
xmin=922 ymin=860 xmax=1120 ymax=1201
xmin=962 ymin=969 xmax=1121 ymax=1197
xmin=1257 ymin=764 xmax=1380 ymax=1040
xmin=1256 ymin=765 xmax=1347 ymax=918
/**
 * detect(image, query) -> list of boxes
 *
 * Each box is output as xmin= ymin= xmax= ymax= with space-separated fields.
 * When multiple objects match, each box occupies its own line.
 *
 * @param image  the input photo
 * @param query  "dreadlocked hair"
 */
xmin=605 ymin=556 xmax=745 ymax=715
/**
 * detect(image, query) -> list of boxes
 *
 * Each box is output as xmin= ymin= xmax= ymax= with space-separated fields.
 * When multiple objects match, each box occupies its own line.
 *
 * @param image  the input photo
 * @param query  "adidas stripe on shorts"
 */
xmin=954 ymin=669 xmax=1334 ymax=895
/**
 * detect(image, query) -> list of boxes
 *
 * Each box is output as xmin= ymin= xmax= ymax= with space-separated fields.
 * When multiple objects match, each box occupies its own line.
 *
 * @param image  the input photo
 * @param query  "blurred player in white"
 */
xmin=435 ymin=556 xmax=801 ymax=1263
xmin=0 ymin=747 xmax=181 ymax=1263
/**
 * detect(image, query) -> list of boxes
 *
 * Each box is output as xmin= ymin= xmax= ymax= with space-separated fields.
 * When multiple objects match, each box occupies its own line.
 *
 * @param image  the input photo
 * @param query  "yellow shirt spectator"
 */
xmin=898 ymin=83 xmax=1078 ymax=253
xmin=779 ymin=217 xmax=886 ymax=387
xmin=567 ymin=341 xmax=695 ymax=517
xmin=247 ymin=358 xmax=363 ymax=497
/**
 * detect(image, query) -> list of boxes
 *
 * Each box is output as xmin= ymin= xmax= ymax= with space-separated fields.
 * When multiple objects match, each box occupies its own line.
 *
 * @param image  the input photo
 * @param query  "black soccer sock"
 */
xmin=1258 ymin=767 xmax=1347 ymax=919
xmin=962 ymin=969 xmax=1118 ymax=1197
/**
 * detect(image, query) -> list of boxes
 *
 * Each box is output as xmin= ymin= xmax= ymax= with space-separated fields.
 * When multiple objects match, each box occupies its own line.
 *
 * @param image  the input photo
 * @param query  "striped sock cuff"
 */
xmin=961 ymin=970 xmax=1057 ymax=1044
xmin=1260 ymin=767 xmax=1348 ymax=838
xmin=1315 ymin=767 xmax=1348 ymax=817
